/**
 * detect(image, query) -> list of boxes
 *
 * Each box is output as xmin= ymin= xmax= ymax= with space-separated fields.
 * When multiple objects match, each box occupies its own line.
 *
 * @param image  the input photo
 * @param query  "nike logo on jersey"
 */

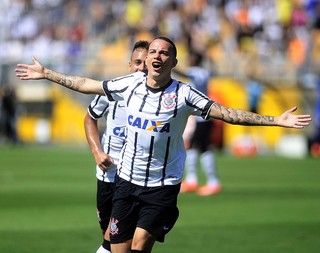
xmin=134 ymin=90 xmax=147 ymax=95
xmin=128 ymin=115 xmax=170 ymax=133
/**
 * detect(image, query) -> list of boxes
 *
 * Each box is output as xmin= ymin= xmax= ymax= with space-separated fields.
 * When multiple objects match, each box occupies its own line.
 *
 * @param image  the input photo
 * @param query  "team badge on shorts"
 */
xmin=110 ymin=218 xmax=119 ymax=235
xmin=161 ymin=93 xmax=176 ymax=109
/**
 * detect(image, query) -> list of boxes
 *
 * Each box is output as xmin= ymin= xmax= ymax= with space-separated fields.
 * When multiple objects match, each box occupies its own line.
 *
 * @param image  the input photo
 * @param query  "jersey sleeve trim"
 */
xmin=102 ymin=80 xmax=116 ymax=102
xmin=202 ymin=101 xmax=214 ymax=120
xmin=87 ymin=95 xmax=109 ymax=119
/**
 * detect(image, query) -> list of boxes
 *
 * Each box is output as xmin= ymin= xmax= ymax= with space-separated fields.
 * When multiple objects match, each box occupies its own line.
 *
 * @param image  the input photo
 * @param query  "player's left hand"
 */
xmin=276 ymin=106 xmax=312 ymax=128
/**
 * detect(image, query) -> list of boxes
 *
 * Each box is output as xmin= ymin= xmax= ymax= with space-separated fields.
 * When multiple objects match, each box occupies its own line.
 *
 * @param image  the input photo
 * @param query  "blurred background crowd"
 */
xmin=0 ymin=0 xmax=320 ymax=157
xmin=2 ymin=0 xmax=320 ymax=77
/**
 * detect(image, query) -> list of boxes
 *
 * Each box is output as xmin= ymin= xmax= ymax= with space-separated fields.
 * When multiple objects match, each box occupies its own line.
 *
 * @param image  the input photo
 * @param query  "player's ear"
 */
xmin=172 ymin=58 xmax=178 ymax=68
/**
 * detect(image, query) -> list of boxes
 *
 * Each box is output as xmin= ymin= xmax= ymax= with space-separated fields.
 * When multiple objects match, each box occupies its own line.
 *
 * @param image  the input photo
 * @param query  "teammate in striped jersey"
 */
xmin=84 ymin=40 xmax=149 ymax=253
xmin=16 ymin=36 xmax=312 ymax=253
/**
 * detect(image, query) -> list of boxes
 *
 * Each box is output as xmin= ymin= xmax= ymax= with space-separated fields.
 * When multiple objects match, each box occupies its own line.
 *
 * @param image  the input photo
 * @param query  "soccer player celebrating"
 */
xmin=16 ymin=36 xmax=312 ymax=253
xmin=84 ymin=40 xmax=148 ymax=253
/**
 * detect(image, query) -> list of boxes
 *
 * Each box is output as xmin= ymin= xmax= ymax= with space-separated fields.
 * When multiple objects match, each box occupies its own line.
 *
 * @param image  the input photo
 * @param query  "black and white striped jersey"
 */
xmin=87 ymin=95 xmax=126 ymax=183
xmin=102 ymin=72 xmax=214 ymax=187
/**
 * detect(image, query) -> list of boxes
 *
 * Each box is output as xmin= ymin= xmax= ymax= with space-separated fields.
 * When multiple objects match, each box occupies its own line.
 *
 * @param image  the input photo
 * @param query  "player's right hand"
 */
xmin=15 ymin=56 xmax=46 ymax=80
xmin=94 ymin=151 xmax=114 ymax=172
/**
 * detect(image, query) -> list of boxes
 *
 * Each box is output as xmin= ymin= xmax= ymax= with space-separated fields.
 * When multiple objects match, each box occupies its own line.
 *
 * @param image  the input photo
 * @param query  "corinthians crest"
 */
xmin=110 ymin=218 xmax=119 ymax=235
xmin=161 ymin=93 xmax=176 ymax=109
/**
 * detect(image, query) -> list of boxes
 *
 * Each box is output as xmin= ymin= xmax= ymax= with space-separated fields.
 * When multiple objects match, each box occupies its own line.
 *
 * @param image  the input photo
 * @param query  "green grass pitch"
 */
xmin=0 ymin=145 xmax=319 ymax=253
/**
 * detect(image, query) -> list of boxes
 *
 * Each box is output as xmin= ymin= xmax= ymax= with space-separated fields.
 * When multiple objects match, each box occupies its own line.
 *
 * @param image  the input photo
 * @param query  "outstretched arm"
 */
xmin=209 ymin=103 xmax=312 ymax=129
xmin=16 ymin=56 xmax=105 ymax=95
xmin=84 ymin=113 xmax=114 ymax=171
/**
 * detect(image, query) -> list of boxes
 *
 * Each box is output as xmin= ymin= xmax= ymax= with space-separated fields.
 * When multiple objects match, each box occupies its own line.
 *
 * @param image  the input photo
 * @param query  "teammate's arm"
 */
xmin=84 ymin=113 xmax=114 ymax=171
xmin=16 ymin=56 xmax=104 ymax=95
xmin=209 ymin=103 xmax=311 ymax=129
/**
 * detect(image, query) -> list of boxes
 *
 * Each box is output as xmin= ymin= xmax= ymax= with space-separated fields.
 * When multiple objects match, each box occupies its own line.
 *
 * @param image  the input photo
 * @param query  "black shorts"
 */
xmin=110 ymin=176 xmax=180 ymax=243
xmin=96 ymin=179 xmax=115 ymax=231
xmin=190 ymin=120 xmax=212 ymax=152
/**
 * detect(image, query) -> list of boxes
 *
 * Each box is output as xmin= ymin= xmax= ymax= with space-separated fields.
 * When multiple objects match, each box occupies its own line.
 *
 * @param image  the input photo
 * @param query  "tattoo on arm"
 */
xmin=229 ymin=109 xmax=275 ymax=125
xmin=46 ymin=70 xmax=86 ymax=91
xmin=212 ymin=103 xmax=274 ymax=126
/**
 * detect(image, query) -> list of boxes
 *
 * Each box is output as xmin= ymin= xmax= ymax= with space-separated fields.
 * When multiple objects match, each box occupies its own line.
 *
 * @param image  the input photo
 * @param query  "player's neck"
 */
xmin=146 ymin=76 xmax=172 ymax=89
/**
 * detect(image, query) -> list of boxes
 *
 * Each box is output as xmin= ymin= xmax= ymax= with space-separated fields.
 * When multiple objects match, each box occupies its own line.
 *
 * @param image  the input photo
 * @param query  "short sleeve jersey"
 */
xmin=102 ymin=72 xmax=214 ymax=187
xmin=87 ymin=95 xmax=126 ymax=183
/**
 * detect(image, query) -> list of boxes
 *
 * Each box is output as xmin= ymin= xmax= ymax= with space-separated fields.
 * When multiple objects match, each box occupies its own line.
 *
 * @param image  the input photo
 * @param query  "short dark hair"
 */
xmin=152 ymin=36 xmax=177 ymax=58
xmin=133 ymin=40 xmax=149 ymax=51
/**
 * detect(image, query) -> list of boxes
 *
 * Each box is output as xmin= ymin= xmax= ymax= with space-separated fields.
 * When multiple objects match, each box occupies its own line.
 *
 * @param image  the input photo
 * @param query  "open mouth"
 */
xmin=152 ymin=62 xmax=161 ymax=71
